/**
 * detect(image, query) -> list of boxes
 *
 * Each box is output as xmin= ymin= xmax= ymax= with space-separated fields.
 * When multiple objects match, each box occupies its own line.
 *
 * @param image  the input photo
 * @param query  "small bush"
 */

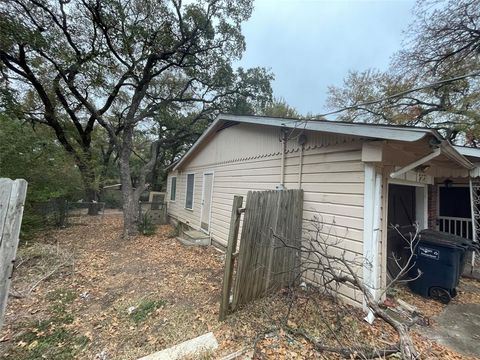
xmin=138 ymin=213 xmax=157 ymax=236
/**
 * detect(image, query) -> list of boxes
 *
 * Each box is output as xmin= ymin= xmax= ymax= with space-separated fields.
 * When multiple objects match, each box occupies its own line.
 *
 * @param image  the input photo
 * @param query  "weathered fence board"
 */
xmin=0 ymin=178 xmax=28 ymax=329
xmin=219 ymin=196 xmax=244 ymax=320
xmin=220 ymin=189 xmax=303 ymax=316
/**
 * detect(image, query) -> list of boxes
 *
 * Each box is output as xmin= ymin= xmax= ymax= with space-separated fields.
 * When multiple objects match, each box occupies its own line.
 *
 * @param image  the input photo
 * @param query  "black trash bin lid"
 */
xmin=418 ymin=229 xmax=469 ymax=250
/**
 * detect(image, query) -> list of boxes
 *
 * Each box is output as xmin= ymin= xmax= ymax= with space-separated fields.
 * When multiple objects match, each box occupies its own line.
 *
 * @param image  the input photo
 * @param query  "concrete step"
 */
xmin=138 ymin=332 xmax=218 ymax=359
xmin=177 ymin=230 xmax=210 ymax=246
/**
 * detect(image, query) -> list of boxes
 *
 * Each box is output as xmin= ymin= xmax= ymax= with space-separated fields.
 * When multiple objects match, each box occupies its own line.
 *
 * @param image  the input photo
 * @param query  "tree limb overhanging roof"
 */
xmin=172 ymin=114 xmax=471 ymax=171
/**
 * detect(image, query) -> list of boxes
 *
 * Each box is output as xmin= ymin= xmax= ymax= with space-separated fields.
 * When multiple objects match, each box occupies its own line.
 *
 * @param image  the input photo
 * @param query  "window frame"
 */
xmin=170 ymin=176 xmax=177 ymax=202
xmin=185 ymin=173 xmax=195 ymax=210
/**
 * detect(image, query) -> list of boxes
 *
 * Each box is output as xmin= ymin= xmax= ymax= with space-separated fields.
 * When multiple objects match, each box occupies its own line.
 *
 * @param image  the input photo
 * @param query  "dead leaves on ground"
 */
xmin=1 ymin=215 xmax=479 ymax=359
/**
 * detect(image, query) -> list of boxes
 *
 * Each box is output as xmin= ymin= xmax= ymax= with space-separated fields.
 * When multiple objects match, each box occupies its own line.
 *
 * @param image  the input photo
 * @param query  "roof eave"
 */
xmin=454 ymin=146 xmax=480 ymax=159
xmin=440 ymin=142 xmax=475 ymax=170
xmin=171 ymin=114 xmax=444 ymax=172
xmin=219 ymin=114 xmax=442 ymax=142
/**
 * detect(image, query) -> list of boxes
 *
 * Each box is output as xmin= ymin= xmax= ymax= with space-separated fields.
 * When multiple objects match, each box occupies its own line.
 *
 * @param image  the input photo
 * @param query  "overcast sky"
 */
xmin=238 ymin=0 xmax=417 ymax=115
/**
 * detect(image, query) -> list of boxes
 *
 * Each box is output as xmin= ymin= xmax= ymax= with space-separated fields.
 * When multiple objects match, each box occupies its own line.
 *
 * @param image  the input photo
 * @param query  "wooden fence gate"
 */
xmin=220 ymin=189 xmax=303 ymax=320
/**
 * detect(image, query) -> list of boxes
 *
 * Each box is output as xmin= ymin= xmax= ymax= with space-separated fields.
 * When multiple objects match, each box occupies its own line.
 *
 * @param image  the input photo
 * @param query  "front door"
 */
xmin=200 ymin=173 xmax=213 ymax=233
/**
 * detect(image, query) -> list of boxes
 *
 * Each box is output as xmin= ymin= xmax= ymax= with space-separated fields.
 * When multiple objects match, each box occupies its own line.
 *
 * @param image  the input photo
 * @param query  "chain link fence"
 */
xmin=139 ymin=202 xmax=168 ymax=225
xmin=30 ymin=199 xmax=105 ymax=228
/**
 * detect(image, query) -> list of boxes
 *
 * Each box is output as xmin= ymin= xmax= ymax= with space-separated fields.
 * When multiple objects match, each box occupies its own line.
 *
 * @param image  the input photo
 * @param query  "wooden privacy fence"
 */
xmin=0 ymin=178 xmax=27 ymax=329
xmin=220 ymin=189 xmax=303 ymax=320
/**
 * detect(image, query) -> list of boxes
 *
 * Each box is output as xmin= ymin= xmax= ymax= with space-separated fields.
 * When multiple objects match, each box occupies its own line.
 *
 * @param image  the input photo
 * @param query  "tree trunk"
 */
xmin=85 ymin=187 xmax=99 ymax=216
xmin=121 ymin=181 xmax=140 ymax=237
xmin=78 ymin=164 xmax=100 ymax=216
xmin=117 ymin=121 xmax=160 ymax=237
xmin=118 ymin=126 xmax=140 ymax=237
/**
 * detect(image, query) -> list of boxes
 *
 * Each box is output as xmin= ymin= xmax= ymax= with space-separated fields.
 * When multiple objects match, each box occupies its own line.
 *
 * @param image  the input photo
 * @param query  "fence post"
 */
xmin=0 ymin=178 xmax=28 ymax=330
xmin=219 ymin=195 xmax=243 ymax=321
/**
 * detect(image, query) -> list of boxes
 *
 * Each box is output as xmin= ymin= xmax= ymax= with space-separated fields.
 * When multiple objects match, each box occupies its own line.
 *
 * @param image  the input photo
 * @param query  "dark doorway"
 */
xmin=387 ymin=184 xmax=417 ymax=279
xmin=388 ymin=184 xmax=416 ymax=228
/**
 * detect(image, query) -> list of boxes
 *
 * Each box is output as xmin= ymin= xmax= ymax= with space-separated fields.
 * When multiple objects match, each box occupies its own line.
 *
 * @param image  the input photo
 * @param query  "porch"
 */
xmin=362 ymin=140 xmax=480 ymax=297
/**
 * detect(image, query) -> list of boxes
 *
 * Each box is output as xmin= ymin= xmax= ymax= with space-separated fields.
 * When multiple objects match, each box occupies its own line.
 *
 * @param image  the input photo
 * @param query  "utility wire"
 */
xmin=314 ymin=70 xmax=480 ymax=119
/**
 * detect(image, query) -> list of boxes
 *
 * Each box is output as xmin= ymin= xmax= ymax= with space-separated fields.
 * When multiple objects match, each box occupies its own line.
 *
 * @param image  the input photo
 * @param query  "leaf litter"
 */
xmin=1 ymin=214 xmax=479 ymax=359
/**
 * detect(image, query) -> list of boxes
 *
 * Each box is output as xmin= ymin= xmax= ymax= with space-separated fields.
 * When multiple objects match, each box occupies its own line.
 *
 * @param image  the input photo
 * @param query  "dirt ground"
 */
xmin=1 ymin=214 xmax=479 ymax=359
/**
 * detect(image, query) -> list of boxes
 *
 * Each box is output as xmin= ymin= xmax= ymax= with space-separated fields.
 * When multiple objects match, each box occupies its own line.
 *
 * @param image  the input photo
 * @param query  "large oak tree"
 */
xmin=0 ymin=0 xmax=273 ymax=235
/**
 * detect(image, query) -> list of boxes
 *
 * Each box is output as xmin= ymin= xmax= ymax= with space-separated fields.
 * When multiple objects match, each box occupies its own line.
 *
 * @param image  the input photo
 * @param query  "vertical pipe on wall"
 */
xmin=279 ymin=129 xmax=287 ymax=186
xmin=298 ymin=144 xmax=304 ymax=189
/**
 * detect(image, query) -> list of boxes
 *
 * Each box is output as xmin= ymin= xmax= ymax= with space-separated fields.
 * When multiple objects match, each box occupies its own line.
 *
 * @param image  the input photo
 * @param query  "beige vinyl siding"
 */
xmin=285 ymin=148 xmax=365 ymax=304
xmin=167 ymin=172 xmax=204 ymax=228
xmin=167 ymin=123 xmax=366 ymax=305
xmin=187 ymin=123 xmax=283 ymax=168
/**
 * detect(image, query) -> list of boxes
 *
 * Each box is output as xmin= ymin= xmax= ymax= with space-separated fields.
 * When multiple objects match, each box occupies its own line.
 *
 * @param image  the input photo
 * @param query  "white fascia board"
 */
xmin=441 ymin=142 xmax=475 ymax=170
xmin=219 ymin=114 xmax=442 ymax=142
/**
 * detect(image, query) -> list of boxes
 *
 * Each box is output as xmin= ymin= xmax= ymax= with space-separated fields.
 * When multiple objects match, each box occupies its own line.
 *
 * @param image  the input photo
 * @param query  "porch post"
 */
xmin=363 ymin=163 xmax=382 ymax=310
xmin=469 ymin=177 xmax=479 ymax=273
xmin=469 ymin=177 xmax=478 ymax=243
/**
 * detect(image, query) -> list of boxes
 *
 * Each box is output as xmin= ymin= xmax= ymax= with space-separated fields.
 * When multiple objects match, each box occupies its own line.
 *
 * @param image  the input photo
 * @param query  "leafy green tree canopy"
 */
xmin=0 ymin=0 xmax=273 ymax=235
xmin=0 ymin=113 xmax=83 ymax=201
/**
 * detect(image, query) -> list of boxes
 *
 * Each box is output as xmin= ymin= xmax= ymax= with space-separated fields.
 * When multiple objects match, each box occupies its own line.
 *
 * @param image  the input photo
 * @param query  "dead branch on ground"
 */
xmin=10 ymin=258 xmax=73 ymax=299
xmin=8 ymin=244 xmax=74 ymax=299
xmin=271 ymin=215 xmax=422 ymax=359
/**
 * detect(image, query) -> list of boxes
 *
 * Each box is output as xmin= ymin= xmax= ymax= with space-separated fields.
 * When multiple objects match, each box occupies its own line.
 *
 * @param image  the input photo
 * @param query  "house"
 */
xmin=166 ymin=114 xmax=480 ymax=304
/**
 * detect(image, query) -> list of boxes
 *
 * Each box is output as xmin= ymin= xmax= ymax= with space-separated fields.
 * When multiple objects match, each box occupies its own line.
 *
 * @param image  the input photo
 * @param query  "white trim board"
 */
xmin=199 ymin=171 xmax=214 ymax=234
xmin=363 ymin=164 xmax=382 ymax=308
